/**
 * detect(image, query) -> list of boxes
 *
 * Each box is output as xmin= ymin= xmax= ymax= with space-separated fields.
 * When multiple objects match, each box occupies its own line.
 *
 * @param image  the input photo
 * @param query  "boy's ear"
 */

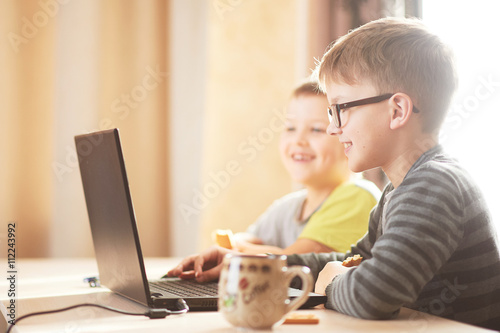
xmin=388 ymin=93 xmax=415 ymax=130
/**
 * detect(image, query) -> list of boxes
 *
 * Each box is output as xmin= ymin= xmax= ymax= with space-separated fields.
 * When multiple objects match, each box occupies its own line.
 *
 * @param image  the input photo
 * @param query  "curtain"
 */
xmin=0 ymin=0 xmax=170 ymax=257
xmin=1 ymin=0 xmax=56 ymax=257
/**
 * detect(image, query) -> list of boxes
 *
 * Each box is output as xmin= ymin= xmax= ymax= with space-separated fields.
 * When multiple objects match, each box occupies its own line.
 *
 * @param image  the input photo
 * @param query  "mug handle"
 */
xmin=283 ymin=266 xmax=313 ymax=313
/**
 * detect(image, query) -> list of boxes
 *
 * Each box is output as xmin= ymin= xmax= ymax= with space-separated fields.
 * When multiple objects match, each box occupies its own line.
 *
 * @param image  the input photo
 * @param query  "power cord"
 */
xmin=5 ymin=300 xmax=189 ymax=333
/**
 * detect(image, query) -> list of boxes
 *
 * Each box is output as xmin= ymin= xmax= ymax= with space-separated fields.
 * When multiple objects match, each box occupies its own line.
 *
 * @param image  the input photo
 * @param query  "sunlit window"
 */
xmin=422 ymin=1 xmax=500 ymax=237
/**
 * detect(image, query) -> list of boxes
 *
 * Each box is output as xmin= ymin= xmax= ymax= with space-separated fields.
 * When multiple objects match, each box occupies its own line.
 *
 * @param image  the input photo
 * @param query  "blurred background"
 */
xmin=1 ymin=0 xmax=499 ymax=259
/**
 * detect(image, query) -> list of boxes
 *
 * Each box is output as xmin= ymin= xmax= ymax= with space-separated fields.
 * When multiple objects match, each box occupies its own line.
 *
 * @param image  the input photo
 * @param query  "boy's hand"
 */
xmin=314 ymin=261 xmax=353 ymax=295
xmin=166 ymin=246 xmax=234 ymax=283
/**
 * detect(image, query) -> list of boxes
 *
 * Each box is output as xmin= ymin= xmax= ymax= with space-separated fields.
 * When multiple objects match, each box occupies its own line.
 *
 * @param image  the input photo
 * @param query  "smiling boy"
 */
xmin=234 ymin=81 xmax=379 ymax=255
xmin=287 ymin=17 xmax=500 ymax=330
xmin=167 ymin=17 xmax=500 ymax=330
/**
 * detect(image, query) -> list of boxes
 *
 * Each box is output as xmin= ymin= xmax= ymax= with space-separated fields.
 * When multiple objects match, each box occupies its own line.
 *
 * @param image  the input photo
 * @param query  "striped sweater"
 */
xmin=287 ymin=145 xmax=500 ymax=330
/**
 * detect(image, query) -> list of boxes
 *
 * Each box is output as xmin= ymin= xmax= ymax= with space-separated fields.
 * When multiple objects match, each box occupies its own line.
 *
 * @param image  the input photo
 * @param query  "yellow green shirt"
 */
xmin=298 ymin=179 xmax=380 ymax=252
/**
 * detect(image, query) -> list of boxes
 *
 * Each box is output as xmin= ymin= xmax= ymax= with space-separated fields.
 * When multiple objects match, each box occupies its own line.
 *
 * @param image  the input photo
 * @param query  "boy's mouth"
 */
xmin=292 ymin=153 xmax=314 ymax=162
xmin=341 ymin=142 xmax=353 ymax=155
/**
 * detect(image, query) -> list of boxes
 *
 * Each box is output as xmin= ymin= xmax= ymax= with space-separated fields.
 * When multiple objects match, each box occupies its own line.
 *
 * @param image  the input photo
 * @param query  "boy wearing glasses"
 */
xmin=167 ymin=17 xmax=500 ymax=330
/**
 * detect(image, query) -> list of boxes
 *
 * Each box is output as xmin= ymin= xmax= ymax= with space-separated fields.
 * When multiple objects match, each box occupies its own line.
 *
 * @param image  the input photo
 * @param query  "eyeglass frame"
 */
xmin=327 ymin=93 xmax=420 ymax=128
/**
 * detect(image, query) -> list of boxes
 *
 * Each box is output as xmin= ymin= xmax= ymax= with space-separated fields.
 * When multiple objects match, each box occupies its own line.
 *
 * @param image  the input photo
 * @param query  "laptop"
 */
xmin=75 ymin=128 xmax=327 ymax=311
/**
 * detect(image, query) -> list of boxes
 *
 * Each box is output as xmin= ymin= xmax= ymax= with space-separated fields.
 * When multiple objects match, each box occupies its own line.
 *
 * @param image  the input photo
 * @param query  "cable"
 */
xmin=5 ymin=301 xmax=189 ymax=333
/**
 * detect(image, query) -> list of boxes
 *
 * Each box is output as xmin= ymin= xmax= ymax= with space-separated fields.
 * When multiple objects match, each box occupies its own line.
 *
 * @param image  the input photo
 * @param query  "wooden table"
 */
xmin=0 ymin=258 xmax=494 ymax=332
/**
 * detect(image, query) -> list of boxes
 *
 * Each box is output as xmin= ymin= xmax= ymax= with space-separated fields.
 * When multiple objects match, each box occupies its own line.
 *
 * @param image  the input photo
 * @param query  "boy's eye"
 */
xmin=312 ymin=127 xmax=325 ymax=133
xmin=285 ymin=126 xmax=295 ymax=132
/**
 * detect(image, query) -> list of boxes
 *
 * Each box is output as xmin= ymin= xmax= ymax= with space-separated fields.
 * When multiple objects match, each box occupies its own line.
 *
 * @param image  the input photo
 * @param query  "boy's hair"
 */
xmin=317 ymin=17 xmax=458 ymax=133
xmin=291 ymin=80 xmax=326 ymax=99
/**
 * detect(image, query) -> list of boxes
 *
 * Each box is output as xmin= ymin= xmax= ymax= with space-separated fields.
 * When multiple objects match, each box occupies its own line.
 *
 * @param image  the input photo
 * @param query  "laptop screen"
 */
xmin=75 ymin=128 xmax=153 ymax=307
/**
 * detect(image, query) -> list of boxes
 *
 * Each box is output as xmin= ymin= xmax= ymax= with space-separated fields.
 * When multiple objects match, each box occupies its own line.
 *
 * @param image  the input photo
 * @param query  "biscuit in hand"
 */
xmin=342 ymin=254 xmax=363 ymax=267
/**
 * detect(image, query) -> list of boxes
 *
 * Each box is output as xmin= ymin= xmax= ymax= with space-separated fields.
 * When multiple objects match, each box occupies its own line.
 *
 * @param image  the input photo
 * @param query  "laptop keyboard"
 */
xmin=150 ymin=279 xmax=219 ymax=297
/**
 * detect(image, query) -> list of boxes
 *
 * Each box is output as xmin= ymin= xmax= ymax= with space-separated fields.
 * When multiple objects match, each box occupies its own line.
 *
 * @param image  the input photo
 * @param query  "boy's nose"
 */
xmin=326 ymin=122 xmax=341 ymax=136
xmin=294 ymin=130 xmax=309 ymax=146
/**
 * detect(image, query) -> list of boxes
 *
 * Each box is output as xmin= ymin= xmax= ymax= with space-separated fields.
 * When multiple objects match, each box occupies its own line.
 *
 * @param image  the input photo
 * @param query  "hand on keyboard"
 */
xmin=166 ymin=246 xmax=235 ymax=283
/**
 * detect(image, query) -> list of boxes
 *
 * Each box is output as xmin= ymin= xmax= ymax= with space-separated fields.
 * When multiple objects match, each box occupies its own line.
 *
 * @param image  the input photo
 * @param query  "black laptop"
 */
xmin=75 ymin=128 xmax=327 ymax=311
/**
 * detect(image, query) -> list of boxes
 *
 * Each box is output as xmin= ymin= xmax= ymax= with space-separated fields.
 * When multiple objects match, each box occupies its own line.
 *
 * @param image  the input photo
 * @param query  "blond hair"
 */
xmin=317 ymin=17 xmax=457 ymax=132
xmin=291 ymin=80 xmax=326 ymax=99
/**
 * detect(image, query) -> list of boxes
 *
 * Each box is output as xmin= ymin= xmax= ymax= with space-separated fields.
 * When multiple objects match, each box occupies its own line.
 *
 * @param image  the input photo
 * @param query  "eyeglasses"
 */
xmin=327 ymin=93 xmax=420 ymax=128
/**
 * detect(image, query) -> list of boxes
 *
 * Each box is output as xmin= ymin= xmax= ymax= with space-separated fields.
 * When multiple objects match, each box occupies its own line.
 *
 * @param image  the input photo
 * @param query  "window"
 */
xmin=423 ymin=1 xmax=500 ymax=236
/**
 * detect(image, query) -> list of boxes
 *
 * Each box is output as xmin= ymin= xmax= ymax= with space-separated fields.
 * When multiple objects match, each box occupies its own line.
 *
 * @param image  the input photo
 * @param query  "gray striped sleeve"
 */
xmin=326 ymin=158 xmax=466 ymax=318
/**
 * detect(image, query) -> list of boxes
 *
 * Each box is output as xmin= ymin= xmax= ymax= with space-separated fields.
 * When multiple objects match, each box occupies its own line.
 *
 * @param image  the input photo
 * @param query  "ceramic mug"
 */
xmin=218 ymin=254 xmax=313 ymax=329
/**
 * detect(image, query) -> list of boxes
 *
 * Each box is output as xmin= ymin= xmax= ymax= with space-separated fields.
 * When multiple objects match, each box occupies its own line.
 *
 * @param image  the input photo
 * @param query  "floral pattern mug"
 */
xmin=218 ymin=254 xmax=313 ymax=329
